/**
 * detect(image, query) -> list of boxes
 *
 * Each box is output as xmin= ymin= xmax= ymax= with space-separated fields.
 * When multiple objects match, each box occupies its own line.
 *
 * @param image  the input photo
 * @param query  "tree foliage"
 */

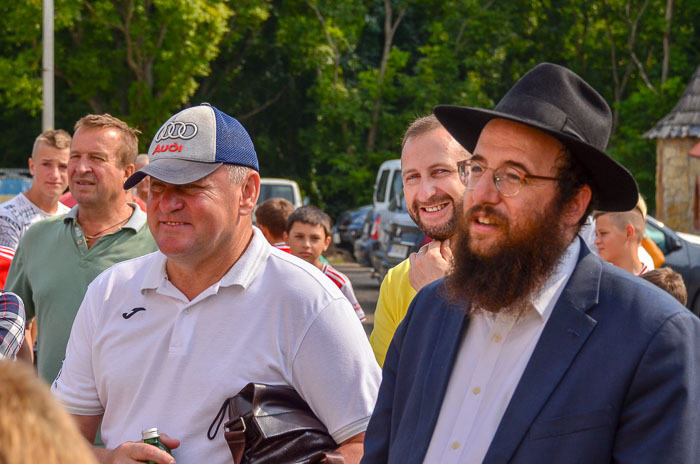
xmin=1 ymin=0 xmax=699 ymax=217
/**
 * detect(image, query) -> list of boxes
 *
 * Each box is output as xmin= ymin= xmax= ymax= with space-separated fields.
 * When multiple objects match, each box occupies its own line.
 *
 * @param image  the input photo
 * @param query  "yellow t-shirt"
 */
xmin=369 ymin=258 xmax=417 ymax=367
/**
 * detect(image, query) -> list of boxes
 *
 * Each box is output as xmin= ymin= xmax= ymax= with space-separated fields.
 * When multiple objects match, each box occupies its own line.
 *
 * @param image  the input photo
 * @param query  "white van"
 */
xmin=373 ymin=159 xmax=402 ymax=212
xmin=258 ymin=178 xmax=303 ymax=209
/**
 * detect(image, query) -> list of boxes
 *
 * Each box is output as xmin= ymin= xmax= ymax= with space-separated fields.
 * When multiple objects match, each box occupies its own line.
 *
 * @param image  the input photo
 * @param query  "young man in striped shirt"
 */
xmin=285 ymin=205 xmax=366 ymax=321
xmin=0 ymin=129 xmax=71 ymax=287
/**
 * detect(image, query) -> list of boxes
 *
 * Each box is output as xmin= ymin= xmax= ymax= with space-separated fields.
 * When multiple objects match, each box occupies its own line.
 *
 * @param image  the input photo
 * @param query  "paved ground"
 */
xmin=332 ymin=261 xmax=380 ymax=338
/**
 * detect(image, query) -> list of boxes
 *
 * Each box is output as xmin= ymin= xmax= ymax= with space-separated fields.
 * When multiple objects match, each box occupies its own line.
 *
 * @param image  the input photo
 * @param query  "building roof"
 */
xmin=644 ymin=64 xmax=700 ymax=139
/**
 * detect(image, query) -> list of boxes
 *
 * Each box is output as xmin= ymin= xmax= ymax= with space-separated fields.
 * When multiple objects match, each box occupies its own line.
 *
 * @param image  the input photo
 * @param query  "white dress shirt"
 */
xmin=423 ymin=239 xmax=581 ymax=464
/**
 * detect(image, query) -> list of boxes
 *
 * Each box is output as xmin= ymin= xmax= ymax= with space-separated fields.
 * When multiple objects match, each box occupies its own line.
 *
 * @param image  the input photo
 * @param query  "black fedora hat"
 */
xmin=434 ymin=62 xmax=638 ymax=212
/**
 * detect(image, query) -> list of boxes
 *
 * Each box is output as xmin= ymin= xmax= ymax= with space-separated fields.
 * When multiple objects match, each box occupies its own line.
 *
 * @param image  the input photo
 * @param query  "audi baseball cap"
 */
xmin=124 ymin=103 xmax=258 ymax=190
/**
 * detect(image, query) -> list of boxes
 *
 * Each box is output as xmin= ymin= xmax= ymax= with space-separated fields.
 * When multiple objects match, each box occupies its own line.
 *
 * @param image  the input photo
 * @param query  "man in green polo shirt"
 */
xmin=6 ymin=114 xmax=157 ymax=384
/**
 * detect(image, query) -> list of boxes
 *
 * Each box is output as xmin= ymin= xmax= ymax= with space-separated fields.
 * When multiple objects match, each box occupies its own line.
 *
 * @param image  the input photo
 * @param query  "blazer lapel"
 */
xmin=483 ymin=243 xmax=602 ymax=463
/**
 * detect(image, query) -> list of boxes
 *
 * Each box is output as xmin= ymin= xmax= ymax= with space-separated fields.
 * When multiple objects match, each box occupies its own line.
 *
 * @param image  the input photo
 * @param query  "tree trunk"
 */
xmin=662 ymin=0 xmax=673 ymax=85
xmin=366 ymin=0 xmax=406 ymax=153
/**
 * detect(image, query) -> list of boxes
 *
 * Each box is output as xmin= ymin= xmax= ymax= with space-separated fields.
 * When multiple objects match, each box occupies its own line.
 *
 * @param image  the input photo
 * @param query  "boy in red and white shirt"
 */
xmin=285 ymin=205 xmax=366 ymax=321
xmin=255 ymin=197 xmax=295 ymax=253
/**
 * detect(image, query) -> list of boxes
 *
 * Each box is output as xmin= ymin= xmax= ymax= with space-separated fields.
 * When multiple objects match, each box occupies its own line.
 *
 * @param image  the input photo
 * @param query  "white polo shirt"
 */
xmin=53 ymin=227 xmax=381 ymax=464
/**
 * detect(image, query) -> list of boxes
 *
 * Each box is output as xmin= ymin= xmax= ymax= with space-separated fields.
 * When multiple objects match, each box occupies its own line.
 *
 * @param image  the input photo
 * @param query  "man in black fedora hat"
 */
xmin=362 ymin=63 xmax=700 ymax=463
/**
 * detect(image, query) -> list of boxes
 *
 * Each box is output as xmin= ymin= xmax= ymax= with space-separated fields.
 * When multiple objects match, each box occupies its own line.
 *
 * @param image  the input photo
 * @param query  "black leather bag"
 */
xmin=208 ymin=383 xmax=343 ymax=464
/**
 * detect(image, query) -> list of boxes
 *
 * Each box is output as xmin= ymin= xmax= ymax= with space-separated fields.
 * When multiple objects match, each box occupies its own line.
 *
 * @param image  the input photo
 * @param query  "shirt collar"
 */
xmin=140 ymin=226 xmax=271 ymax=293
xmin=529 ymin=237 xmax=581 ymax=322
xmin=64 ymin=203 xmax=147 ymax=231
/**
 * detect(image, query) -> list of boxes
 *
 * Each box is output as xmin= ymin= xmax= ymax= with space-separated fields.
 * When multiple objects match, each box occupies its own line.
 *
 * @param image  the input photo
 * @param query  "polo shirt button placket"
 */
xmin=75 ymin=226 xmax=86 ymax=248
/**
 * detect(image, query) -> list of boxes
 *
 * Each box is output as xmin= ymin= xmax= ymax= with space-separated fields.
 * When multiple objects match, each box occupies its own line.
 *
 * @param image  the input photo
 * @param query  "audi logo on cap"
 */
xmin=154 ymin=121 xmax=198 ymax=142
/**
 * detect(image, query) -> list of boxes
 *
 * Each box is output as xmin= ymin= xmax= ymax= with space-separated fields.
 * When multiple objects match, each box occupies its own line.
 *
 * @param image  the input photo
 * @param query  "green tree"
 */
xmin=1 ymin=0 xmax=698 ymax=218
xmin=0 ymin=0 xmax=232 ymax=158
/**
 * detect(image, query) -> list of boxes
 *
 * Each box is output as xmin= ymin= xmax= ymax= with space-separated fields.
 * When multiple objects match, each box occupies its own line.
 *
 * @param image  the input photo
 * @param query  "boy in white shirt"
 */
xmin=594 ymin=201 xmax=648 ymax=275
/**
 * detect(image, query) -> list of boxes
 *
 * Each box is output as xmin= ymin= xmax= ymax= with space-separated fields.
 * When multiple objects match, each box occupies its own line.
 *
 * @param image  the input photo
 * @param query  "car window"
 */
xmin=258 ymin=184 xmax=294 ymax=204
xmin=389 ymin=170 xmax=403 ymax=204
xmin=351 ymin=212 xmax=367 ymax=227
xmin=375 ymin=169 xmax=390 ymax=203
xmin=645 ymin=221 xmax=668 ymax=254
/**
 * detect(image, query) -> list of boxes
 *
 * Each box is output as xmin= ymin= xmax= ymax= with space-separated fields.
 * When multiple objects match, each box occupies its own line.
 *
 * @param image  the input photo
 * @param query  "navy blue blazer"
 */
xmin=363 ymin=240 xmax=700 ymax=463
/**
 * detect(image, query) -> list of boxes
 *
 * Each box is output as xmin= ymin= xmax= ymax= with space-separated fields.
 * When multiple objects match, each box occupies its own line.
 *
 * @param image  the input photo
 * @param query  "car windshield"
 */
xmin=258 ymin=184 xmax=294 ymax=204
xmin=645 ymin=220 xmax=669 ymax=254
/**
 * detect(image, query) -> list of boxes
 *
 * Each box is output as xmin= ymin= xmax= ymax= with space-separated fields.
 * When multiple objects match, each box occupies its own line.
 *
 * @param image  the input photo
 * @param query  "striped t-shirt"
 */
xmin=273 ymin=242 xmax=291 ymax=253
xmin=321 ymin=263 xmax=366 ymax=321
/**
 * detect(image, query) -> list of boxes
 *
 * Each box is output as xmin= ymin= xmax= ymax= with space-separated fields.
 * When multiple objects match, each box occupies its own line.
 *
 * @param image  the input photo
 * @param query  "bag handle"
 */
xmin=208 ymin=397 xmax=248 ymax=464
xmin=224 ymin=417 xmax=247 ymax=464
xmin=207 ymin=397 xmax=231 ymax=440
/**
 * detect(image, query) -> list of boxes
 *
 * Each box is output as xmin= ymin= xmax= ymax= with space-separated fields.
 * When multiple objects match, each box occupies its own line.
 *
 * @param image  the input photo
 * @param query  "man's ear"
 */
xmin=283 ymin=231 xmax=289 ymax=242
xmin=28 ymin=157 xmax=35 ymax=177
xmin=322 ymin=234 xmax=332 ymax=252
xmin=239 ymin=170 xmax=261 ymax=216
xmin=625 ymin=224 xmax=635 ymax=241
xmin=562 ymin=185 xmax=592 ymax=229
xmin=123 ymin=163 xmax=135 ymax=180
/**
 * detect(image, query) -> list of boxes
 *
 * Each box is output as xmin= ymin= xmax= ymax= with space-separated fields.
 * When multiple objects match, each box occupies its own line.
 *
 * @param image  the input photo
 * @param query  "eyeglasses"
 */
xmin=456 ymin=158 xmax=562 ymax=197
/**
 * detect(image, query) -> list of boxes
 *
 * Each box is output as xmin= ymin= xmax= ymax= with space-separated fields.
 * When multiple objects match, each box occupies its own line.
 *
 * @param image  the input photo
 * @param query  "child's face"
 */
xmin=594 ymin=215 xmax=629 ymax=264
xmin=285 ymin=222 xmax=331 ymax=267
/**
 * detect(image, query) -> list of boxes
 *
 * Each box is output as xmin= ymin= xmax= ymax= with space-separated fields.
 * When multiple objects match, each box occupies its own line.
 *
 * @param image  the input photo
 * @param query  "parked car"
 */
xmin=373 ymin=159 xmax=402 ymax=212
xmin=353 ymin=159 xmax=403 ymax=276
xmin=645 ymin=216 xmax=700 ymax=315
xmin=373 ymin=193 xmax=428 ymax=281
xmin=257 ymin=178 xmax=303 ymax=209
xmin=333 ymin=205 xmax=373 ymax=255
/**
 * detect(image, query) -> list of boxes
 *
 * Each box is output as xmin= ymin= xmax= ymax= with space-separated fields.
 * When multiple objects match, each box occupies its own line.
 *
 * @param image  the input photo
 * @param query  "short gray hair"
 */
xmin=225 ymin=164 xmax=250 ymax=184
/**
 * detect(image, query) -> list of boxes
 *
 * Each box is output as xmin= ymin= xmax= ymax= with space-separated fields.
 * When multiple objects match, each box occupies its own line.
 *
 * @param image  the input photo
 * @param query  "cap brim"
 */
xmin=434 ymin=105 xmax=639 ymax=212
xmin=123 ymin=158 xmax=223 ymax=190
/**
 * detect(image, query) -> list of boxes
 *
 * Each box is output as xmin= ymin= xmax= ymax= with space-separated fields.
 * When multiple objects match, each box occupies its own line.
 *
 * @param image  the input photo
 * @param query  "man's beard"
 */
xmin=445 ymin=198 xmax=573 ymax=316
xmin=408 ymin=194 xmax=462 ymax=241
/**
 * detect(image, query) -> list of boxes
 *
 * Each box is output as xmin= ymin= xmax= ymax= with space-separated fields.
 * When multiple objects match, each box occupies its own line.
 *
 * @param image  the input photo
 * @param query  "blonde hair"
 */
xmin=32 ymin=129 xmax=72 ymax=158
xmin=0 ymin=361 xmax=98 ymax=464
xmin=593 ymin=208 xmax=645 ymax=245
xmin=74 ymin=114 xmax=140 ymax=167
xmin=635 ymin=194 xmax=648 ymax=219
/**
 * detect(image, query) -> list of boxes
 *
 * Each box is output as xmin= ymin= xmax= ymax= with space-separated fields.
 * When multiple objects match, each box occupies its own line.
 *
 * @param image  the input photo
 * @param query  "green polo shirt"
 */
xmin=6 ymin=204 xmax=158 ymax=383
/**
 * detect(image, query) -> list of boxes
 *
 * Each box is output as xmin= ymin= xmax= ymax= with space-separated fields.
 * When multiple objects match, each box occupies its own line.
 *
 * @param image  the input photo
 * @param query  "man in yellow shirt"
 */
xmin=370 ymin=115 xmax=468 ymax=366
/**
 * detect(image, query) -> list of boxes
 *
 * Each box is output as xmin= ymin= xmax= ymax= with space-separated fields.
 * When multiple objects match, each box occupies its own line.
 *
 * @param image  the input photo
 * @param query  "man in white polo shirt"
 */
xmin=53 ymin=104 xmax=380 ymax=464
